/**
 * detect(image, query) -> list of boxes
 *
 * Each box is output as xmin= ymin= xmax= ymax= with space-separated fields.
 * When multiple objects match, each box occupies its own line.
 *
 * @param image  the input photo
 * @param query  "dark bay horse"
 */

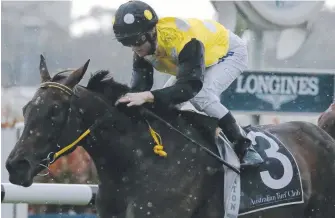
xmin=6 ymin=56 xmax=335 ymax=218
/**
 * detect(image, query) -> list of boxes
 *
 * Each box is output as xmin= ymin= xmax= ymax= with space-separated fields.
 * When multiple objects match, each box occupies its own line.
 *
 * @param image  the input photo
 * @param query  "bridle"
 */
xmin=38 ymin=81 xmax=111 ymax=173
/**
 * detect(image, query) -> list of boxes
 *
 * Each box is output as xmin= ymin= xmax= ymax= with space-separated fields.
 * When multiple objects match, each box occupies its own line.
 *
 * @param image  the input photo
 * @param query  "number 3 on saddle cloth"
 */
xmin=216 ymin=125 xmax=304 ymax=218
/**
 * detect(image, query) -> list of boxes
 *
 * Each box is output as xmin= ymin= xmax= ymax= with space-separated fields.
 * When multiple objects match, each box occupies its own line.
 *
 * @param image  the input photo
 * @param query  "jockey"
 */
xmin=113 ymin=0 xmax=264 ymax=167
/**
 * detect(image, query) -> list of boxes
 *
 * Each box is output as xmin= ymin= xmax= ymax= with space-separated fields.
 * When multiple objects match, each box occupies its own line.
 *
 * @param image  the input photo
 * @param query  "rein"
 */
xmin=39 ymin=81 xmax=240 ymax=174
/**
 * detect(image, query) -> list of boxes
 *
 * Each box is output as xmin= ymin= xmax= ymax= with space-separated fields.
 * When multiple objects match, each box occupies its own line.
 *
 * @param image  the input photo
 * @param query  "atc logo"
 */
xmin=255 ymin=94 xmax=297 ymax=110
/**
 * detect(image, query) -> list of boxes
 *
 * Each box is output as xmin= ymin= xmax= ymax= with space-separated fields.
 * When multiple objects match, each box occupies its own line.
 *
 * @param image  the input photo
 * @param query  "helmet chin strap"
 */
xmin=146 ymin=28 xmax=157 ymax=55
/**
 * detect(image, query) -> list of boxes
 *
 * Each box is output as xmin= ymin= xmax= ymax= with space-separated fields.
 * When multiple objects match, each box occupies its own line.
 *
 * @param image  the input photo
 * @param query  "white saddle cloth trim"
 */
xmin=217 ymin=133 xmax=241 ymax=218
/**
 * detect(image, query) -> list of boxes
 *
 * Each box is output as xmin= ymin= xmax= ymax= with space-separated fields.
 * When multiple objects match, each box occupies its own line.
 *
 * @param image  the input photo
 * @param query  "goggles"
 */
xmin=118 ymin=33 xmax=148 ymax=47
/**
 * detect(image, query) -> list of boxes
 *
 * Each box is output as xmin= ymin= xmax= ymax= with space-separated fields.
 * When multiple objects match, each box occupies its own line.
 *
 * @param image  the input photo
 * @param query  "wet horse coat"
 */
xmin=6 ymin=57 xmax=335 ymax=218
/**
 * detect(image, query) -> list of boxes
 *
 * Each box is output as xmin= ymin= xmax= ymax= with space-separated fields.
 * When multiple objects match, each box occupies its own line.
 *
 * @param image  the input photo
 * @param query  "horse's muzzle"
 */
xmin=6 ymin=158 xmax=34 ymax=187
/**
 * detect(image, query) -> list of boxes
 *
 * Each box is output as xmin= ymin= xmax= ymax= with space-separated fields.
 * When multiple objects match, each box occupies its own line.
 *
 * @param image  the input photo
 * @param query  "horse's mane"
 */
xmin=86 ymin=70 xmax=129 ymax=94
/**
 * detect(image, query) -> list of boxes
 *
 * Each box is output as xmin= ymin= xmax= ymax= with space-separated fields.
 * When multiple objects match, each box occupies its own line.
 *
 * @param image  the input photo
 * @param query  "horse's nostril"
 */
xmin=6 ymin=159 xmax=31 ymax=174
xmin=17 ymin=159 xmax=30 ymax=168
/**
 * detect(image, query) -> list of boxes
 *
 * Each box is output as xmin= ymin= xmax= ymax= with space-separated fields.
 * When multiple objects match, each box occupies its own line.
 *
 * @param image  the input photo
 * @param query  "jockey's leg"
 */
xmin=189 ymin=32 xmax=264 ymax=167
xmin=218 ymin=111 xmax=264 ymax=167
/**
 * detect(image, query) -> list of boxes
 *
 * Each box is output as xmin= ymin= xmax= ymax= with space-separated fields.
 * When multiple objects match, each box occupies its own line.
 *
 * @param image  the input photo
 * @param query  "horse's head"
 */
xmin=318 ymin=103 xmax=335 ymax=140
xmin=5 ymin=55 xmax=90 ymax=187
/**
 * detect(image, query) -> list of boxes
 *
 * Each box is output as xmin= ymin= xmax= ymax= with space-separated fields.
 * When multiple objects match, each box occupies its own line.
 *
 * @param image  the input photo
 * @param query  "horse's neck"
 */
xmin=74 ymin=88 xmax=144 ymax=182
xmin=82 ymin=120 xmax=152 ymax=184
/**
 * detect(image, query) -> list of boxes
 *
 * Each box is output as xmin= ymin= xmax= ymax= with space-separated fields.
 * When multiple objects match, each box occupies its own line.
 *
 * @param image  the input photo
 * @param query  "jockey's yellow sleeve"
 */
xmin=143 ymin=17 xmax=230 ymax=75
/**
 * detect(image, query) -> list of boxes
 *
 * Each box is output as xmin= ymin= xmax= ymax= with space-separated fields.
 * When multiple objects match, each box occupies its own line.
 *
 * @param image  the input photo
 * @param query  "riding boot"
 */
xmin=218 ymin=112 xmax=264 ymax=168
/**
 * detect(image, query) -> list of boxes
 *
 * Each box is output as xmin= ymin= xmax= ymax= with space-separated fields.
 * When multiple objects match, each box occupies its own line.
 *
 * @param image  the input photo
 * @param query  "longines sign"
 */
xmin=220 ymin=71 xmax=334 ymax=113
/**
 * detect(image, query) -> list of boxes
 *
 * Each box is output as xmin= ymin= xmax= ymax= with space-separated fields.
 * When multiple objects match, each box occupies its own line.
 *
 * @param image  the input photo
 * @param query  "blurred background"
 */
xmin=2 ymin=0 xmax=335 ymax=218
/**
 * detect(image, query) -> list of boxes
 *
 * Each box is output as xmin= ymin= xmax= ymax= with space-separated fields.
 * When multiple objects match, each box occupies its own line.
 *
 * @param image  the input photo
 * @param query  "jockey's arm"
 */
xmin=151 ymin=38 xmax=204 ymax=106
xmin=130 ymin=53 xmax=154 ymax=92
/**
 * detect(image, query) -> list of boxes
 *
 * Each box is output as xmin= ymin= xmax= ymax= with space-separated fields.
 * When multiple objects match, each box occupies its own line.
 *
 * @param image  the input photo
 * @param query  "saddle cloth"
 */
xmin=216 ymin=125 xmax=304 ymax=218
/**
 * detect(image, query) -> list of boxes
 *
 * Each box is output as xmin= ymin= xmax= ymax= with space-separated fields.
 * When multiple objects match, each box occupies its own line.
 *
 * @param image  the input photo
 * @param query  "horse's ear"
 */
xmin=64 ymin=59 xmax=90 ymax=88
xmin=39 ymin=54 xmax=51 ymax=82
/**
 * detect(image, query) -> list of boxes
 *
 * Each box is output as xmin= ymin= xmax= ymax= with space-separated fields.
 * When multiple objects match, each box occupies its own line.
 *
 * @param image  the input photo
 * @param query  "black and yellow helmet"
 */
xmin=113 ymin=0 xmax=158 ymax=46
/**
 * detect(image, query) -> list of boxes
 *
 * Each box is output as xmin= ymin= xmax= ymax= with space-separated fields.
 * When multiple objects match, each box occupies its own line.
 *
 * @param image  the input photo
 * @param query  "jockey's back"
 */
xmin=143 ymin=17 xmax=230 ymax=75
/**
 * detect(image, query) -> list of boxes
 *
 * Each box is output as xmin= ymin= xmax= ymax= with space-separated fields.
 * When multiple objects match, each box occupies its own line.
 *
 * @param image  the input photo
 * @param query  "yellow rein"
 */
xmin=53 ymin=129 xmax=91 ymax=160
xmin=40 ymin=82 xmax=167 ymax=163
xmin=54 ymin=125 xmax=167 ymax=161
